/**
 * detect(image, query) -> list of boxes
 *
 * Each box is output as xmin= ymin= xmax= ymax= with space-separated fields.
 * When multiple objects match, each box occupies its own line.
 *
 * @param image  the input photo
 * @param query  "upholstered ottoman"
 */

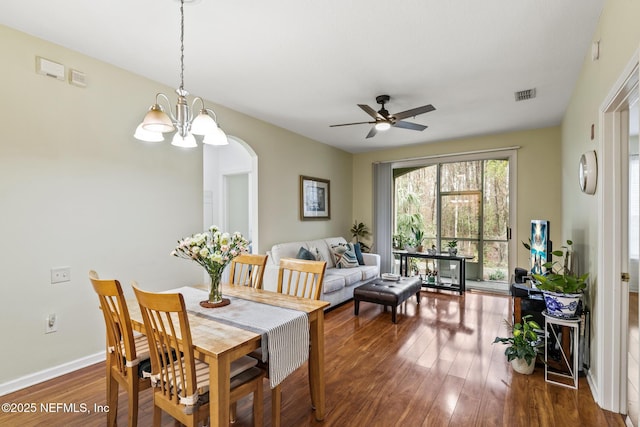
xmin=353 ymin=276 xmax=422 ymax=323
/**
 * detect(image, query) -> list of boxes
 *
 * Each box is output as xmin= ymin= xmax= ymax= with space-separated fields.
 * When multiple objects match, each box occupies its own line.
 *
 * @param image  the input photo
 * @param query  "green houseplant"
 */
xmin=530 ymin=240 xmax=588 ymax=293
xmin=412 ymin=227 xmax=425 ymax=252
xmin=350 ymin=220 xmax=371 ymax=252
xmin=493 ymin=315 xmax=541 ymax=374
xmin=530 ymin=239 xmax=588 ymax=318
xmin=393 ymin=233 xmax=409 ymax=250
xmin=447 ymin=239 xmax=458 ymax=255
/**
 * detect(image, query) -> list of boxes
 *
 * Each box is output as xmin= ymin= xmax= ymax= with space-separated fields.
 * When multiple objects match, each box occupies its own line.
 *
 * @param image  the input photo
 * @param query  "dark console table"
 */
xmin=394 ymin=250 xmax=472 ymax=295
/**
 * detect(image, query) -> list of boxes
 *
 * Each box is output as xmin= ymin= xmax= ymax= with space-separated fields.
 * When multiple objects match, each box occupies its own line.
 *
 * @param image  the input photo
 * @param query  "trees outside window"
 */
xmin=394 ymin=159 xmax=509 ymax=282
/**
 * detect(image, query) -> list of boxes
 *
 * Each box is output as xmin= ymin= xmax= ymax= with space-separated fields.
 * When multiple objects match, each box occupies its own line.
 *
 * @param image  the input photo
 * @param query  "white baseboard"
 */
xmin=586 ymin=368 xmax=599 ymax=406
xmin=0 ymin=351 xmax=104 ymax=396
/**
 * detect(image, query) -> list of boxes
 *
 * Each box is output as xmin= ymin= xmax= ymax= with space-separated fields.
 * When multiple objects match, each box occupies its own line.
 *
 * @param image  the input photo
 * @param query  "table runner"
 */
xmin=173 ymin=286 xmax=309 ymax=388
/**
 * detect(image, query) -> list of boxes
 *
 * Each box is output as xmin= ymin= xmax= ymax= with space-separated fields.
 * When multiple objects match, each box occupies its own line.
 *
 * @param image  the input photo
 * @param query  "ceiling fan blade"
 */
xmin=393 ymin=120 xmax=428 ymax=131
xmin=392 ymin=104 xmax=436 ymax=121
xmin=365 ymin=126 xmax=378 ymax=139
xmin=358 ymin=104 xmax=384 ymax=120
xmin=329 ymin=121 xmax=376 ymax=127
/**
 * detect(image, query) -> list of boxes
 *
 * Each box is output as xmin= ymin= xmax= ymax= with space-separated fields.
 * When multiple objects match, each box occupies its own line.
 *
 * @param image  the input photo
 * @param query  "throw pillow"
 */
xmin=353 ymin=242 xmax=365 ymax=265
xmin=296 ymin=246 xmax=316 ymax=261
xmin=308 ymin=246 xmax=323 ymax=261
xmin=330 ymin=243 xmax=359 ymax=268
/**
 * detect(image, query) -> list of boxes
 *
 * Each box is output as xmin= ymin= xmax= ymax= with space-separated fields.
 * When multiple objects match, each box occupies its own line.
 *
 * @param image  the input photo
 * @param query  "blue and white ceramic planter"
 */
xmin=542 ymin=291 xmax=581 ymax=319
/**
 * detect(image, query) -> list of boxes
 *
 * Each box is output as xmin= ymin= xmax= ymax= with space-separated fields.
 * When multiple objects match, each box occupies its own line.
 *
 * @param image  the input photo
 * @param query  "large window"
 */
xmin=394 ymin=159 xmax=510 ymax=282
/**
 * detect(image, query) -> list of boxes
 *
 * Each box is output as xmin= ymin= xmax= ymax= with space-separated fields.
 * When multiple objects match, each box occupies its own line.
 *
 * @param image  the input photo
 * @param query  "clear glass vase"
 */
xmin=208 ymin=270 xmax=223 ymax=303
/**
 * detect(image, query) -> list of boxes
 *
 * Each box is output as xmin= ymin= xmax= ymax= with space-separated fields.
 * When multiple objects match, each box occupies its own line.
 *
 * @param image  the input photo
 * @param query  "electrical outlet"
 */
xmin=45 ymin=313 xmax=58 ymax=334
xmin=51 ymin=267 xmax=71 ymax=284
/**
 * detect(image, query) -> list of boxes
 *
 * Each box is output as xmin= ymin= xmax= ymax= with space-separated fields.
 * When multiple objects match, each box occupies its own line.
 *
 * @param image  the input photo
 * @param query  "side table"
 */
xmin=543 ymin=310 xmax=581 ymax=389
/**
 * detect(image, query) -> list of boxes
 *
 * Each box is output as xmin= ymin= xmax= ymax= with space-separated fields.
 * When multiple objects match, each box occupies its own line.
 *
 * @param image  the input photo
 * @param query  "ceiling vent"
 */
xmin=515 ymin=88 xmax=536 ymax=102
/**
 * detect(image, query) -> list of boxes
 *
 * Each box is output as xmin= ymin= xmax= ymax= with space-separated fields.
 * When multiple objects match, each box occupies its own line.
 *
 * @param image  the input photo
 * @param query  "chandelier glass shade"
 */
xmin=134 ymin=0 xmax=227 ymax=147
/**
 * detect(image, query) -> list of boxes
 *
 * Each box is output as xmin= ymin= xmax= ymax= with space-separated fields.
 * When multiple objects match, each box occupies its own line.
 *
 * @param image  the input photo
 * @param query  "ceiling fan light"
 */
xmin=142 ymin=104 xmax=175 ymax=133
xmin=203 ymin=126 xmax=228 ymax=146
xmin=134 ymin=123 xmax=165 ymax=142
xmin=171 ymin=132 xmax=197 ymax=148
xmin=375 ymin=121 xmax=391 ymax=131
xmin=191 ymin=110 xmax=218 ymax=135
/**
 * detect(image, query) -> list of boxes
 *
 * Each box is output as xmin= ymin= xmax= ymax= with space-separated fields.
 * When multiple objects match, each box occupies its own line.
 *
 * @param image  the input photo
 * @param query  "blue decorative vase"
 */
xmin=542 ymin=291 xmax=581 ymax=319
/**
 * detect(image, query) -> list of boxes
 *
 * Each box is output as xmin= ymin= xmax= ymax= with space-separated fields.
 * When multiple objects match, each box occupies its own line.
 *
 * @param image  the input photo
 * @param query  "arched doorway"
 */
xmin=203 ymin=135 xmax=259 ymax=252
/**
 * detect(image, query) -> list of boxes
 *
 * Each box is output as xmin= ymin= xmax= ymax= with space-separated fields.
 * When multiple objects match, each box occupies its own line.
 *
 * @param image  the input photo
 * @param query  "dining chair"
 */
xmin=229 ymin=253 xmax=268 ymax=289
xmin=131 ymin=284 xmax=265 ymax=427
xmin=265 ymin=257 xmax=327 ymax=426
xmin=88 ymin=270 xmax=151 ymax=427
xmin=277 ymin=258 xmax=327 ymax=300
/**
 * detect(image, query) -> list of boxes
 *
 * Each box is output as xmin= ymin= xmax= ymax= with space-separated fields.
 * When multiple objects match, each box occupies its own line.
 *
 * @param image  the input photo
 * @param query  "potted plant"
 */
xmin=412 ymin=227 xmax=425 ymax=252
xmin=447 ymin=239 xmax=458 ymax=255
xmin=350 ymin=220 xmax=371 ymax=252
xmin=393 ymin=233 xmax=408 ymax=250
xmin=493 ymin=315 xmax=542 ymax=375
xmin=531 ymin=239 xmax=588 ymax=318
xmin=404 ymin=236 xmax=418 ymax=253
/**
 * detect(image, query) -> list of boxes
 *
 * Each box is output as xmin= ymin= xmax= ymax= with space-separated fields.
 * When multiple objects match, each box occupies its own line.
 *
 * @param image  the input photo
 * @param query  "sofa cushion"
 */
xmin=307 ymin=239 xmax=335 ymax=268
xmin=330 ymin=243 xmax=359 ymax=268
xmin=322 ymin=272 xmax=346 ymax=294
xmin=327 ymin=268 xmax=363 ymax=286
xmin=353 ymin=242 xmax=365 ymax=265
xmin=271 ymin=241 xmax=306 ymax=264
xmin=359 ymin=265 xmax=379 ymax=281
xmin=296 ymin=246 xmax=316 ymax=261
xmin=305 ymin=245 xmax=324 ymax=262
xmin=324 ymin=236 xmax=348 ymax=248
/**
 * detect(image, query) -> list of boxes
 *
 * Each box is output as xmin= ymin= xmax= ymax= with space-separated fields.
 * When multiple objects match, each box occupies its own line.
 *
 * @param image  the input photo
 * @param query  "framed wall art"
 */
xmin=300 ymin=175 xmax=330 ymax=220
xmin=530 ymin=219 xmax=551 ymax=275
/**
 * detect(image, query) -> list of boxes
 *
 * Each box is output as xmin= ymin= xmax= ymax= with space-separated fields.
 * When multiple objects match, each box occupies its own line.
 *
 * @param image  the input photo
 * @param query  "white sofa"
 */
xmin=263 ymin=236 xmax=380 ymax=309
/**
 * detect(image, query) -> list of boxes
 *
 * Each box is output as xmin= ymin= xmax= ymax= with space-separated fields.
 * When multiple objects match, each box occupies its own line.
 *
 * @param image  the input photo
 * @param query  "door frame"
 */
xmin=598 ymin=50 xmax=638 ymax=412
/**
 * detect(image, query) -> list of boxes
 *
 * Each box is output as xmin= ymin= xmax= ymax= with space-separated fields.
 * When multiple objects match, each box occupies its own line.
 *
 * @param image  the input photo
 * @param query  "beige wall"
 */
xmin=561 ymin=0 xmax=640 ymax=402
xmin=216 ymin=106 xmax=354 ymax=251
xmin=352 ymin=127 xmax=563 ymax=269
xmin=0 ymin=25 xmax=352 ymax=386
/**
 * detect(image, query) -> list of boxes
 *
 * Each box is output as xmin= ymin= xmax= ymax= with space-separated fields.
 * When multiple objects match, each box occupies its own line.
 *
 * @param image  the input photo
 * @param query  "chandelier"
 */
xmin=134 ymin=0 xmax=227 ymax=147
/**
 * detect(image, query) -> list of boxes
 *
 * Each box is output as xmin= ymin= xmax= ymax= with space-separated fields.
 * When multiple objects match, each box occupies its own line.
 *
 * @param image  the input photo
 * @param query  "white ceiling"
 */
xmin=0 ymin=0 xmax=604 ymax=153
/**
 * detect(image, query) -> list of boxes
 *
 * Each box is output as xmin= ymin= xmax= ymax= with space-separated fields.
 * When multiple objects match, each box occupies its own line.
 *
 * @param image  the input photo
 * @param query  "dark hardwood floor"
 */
xmin=0 ymin=289 xmax=626 ymax=426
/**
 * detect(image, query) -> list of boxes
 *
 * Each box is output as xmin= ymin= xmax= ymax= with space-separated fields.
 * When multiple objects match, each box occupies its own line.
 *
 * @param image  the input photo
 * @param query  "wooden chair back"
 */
xmin=277 ymin=258 xmax=327 ymax=300
xmin=229 ymin=253 xmax=268 ymax=289
xmin=132 ymin=284 xmax=265 ymax=426
xmin=89 ymin=270 xmax=150 ymax=427
xmin=131 ymin=284 xmax=206 ymax=425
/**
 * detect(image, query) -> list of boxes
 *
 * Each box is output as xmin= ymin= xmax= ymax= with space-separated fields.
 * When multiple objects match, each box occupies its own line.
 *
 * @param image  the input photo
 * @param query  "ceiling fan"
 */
xmin=330 ymin=95 xmax=436 ymax=139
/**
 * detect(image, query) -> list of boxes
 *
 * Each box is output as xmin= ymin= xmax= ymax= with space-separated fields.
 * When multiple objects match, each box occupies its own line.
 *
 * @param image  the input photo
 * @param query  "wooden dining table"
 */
xmin=127 ymin=283 xmax=330 ymax=426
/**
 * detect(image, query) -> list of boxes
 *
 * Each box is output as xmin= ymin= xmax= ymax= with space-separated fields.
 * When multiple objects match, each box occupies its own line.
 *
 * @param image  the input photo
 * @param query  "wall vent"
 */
xmin=69 ymin=69 xmax=87 ymax=88
xmin=515 ymin=88 xmax=536 ymax=102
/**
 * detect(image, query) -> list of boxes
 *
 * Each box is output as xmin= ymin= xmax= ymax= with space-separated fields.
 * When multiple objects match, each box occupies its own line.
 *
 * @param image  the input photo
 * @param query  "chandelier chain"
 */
xmin=136 ymin=0 xmax=228 ymax=146
xmin=179 ymin=0 xmax=185 ymax=92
